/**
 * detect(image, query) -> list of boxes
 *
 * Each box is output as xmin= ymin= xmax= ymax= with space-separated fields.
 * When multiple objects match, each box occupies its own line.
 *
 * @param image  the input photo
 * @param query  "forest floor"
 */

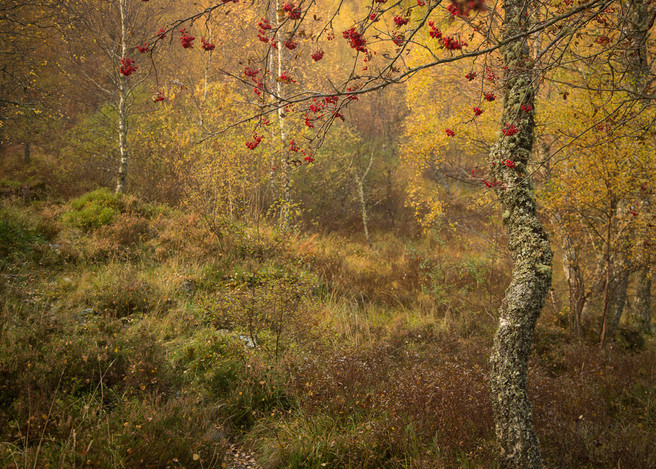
xmin=1 ymin=189 xmax=655 ymax=468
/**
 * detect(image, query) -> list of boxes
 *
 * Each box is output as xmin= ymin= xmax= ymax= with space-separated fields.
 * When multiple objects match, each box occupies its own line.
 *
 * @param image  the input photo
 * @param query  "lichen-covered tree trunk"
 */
xmin=115 ymin=0 xmax=129 ymax=194
xmin=488 ymin=0 xmax=553 ymax=467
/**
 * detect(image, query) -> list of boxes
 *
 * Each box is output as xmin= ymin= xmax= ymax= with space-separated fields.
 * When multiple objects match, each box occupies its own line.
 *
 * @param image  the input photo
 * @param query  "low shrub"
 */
xmin=62 ymin=188 xmax=123 ymax=231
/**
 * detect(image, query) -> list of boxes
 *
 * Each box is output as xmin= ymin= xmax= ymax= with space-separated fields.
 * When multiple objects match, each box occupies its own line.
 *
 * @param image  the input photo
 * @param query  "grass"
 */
xmin=0 ymin=192 xmax=654 ymax=468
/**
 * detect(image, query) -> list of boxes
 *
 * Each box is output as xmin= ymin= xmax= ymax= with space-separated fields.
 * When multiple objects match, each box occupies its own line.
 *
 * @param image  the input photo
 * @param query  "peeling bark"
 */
xmin=488 ymin=0 xmax=552 ymax=467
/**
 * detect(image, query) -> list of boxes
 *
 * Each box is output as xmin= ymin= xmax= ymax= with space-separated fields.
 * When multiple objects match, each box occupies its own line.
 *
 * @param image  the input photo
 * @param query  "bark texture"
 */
xmin=488 ymin=0 xmax=553 ymax=467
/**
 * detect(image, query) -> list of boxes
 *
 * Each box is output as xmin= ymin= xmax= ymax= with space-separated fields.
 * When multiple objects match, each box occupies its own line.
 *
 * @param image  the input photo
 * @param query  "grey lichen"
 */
xmin=536 ymin=263 xmax=551 ymax=276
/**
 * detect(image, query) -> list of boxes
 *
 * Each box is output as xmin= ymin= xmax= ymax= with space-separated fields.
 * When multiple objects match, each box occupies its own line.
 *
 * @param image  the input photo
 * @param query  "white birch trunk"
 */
xmin=115 ymin=0 xmax=129 ymax=194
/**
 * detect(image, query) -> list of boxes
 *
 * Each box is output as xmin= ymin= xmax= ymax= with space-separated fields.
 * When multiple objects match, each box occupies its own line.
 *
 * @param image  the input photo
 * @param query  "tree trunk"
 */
xmin=552 ymin=210 xmax=586 ymax=336
xmin=607 ymin=265 xmax=629 ymax=337
xmin=115 ymin=0 xmax=129 ymax=194
xmin=624 ymin=0 xmax=654 ymax=335
xmin=354 ymin=150 xmax=374 ymax=249
xmin=563 ymin=240 xmax=586 ymax=337
xmin=631 ymin=271 xmax=652 ymax=333
xmin=273 ymin=0 xmax=292 ymax=230
xmin=488 ymin=0 xmax=552 ymax=467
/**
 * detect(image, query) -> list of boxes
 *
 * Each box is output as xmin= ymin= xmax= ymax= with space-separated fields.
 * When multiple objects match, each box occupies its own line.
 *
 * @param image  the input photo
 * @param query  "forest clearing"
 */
xmin=1 ymin=0 xmax=655 ymax=467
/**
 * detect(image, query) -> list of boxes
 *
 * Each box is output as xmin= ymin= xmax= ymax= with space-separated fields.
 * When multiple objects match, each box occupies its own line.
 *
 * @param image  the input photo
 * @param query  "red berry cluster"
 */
xmin=279 ymin=72 xmax=296 ymax=83
xmin=157 ymin=28 xmax=167 ymax=39
xmin=484 ymin=92 xmax=495 ymax=101
xmin=179 ymin=28 xmax=195 ymax=48
xmin=284 ymin=40 xmax=298 ymax=50
xmin=120 ymin=57 xmax=138 ymax=76
xmin=473 ymin=107 xmax=483 ymax=116
xmin=485 ymin=67 xmax=497 ymax=82
xmin=428 ymin=21 xmax=442 ymax=39
xmin=343 ymin=27 xmax=367 ymax=52
xmin=445 ymin=128 xmax=455 ymax=137
xmin=465 ymin=71 xmax=476 ymax=80
xmin=520 ymin=104 xmax=533 ymax=112
xmin=245 ymin=134 xmax=263 ymax=150
xmin=394 ymin=15 xmax=409 ymax=26
xmin=244 ymin=66 xmax=260 ymax=77
xmin=502 ymin=124 xmax=518 ymax=136
xmin=442 ymin=36 xmax=466 ymax=50
xmin=311 ymin=50 xmax=324 ymax=61
xmin=282 ymin=3 xmax=302 ymax=19
xmin=137 ymin=44 xmax=150 ymax=53
xmin=258 ymin=18 xmax=272 ymax=31
xmin=201 ymin=38 xmax=215 ymax=51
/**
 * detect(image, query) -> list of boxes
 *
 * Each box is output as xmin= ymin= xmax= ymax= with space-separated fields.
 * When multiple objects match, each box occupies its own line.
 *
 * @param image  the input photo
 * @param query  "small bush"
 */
xmin=62 ymin=188 xmax=123 ymax=231
xmin=61 ymin=188 xmax=157 ymax=232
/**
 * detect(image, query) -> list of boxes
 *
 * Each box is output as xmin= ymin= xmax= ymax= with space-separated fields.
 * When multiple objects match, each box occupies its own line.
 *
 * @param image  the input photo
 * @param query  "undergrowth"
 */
xmin=0 ymin=192 xmax=654 ymax=468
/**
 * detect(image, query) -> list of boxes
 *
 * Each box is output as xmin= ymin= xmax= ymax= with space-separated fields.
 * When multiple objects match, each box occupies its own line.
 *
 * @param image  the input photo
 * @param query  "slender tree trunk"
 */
xmin=551 ymin=210 xmax=586 ymax=336
xmin=273 ymin=1 xmax=291 ymax=229
xmin=600 ymin=197 xmax=631 ymax=345
xmin=607 ymin=264 xmax=629 ymax=336
xmin=488 ymin=0 xmax=552 ymax=467
xmin=631 ymin=271 xmax=652 ymax=332
xmin=600 ymin=208 xmax=614 ymax=347
xmin=356 ymin=179 xmax=372 ymax=249
xmin=353 ymin=151 xmax=374 ymax=249
xmin=115 ymin=0 xmax=129 ymax=194
xmin=563 ymin=239 xmax=586 ymax=336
